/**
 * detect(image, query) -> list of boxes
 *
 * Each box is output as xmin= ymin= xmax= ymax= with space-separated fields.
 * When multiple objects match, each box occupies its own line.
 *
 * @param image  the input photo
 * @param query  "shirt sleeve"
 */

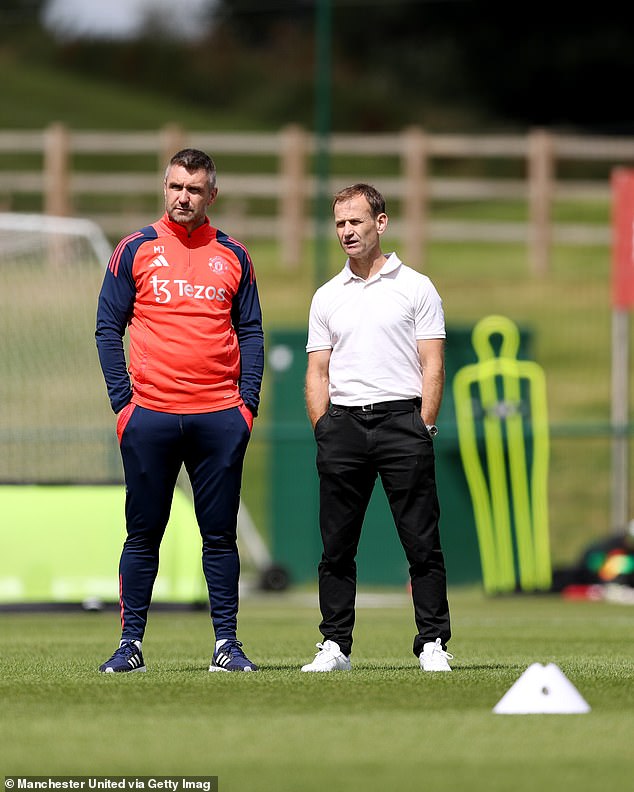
xmin=95 ymin=242 xmax=137 ymax=413
xmin=230 ymin=248 xmax=264 ymax=417
xmin=414 ymin=277 xmax=446 ymax=339
xmin=306 ymin=290 xmax=332 ymax=352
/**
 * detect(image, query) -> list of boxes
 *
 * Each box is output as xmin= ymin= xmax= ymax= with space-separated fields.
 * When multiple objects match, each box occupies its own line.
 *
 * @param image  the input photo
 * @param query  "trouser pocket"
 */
xmin=116 ymin=402 xmax=136 ymax=444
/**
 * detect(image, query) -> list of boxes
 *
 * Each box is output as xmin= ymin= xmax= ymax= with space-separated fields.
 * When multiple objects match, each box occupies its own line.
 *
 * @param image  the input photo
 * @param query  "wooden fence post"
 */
xmin=528 ymin=128 xmax=554 ymax=276
xmin=43 ymin=122 xmax=70 ymax=217
xmin=159 ymin=124 xmax=186 ymax=211
xmin=401 ymin=126 xmax=428 ymax=271
xmin=279 ymin=124 xmax=307 ymax=268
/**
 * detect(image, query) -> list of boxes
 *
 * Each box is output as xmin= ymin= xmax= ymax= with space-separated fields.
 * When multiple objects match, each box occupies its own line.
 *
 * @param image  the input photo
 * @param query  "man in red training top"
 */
xmin=96 ymin=149 xmax=264 ymax=673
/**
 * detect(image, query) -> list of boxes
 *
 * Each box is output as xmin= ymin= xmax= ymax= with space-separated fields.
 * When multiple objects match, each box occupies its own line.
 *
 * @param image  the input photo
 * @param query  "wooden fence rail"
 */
xmin=1 ymin=123 xmax=634 ymax=272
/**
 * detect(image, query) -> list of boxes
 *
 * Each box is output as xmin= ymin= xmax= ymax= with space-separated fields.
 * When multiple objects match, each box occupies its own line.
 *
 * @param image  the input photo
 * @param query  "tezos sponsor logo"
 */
xmin=150 ymin=275 xmax=226 ymax=304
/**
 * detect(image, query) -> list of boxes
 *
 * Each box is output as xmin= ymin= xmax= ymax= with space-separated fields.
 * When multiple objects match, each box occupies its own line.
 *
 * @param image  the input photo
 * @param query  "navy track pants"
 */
xmin=116 ymin=404 xmax=251 ymax=642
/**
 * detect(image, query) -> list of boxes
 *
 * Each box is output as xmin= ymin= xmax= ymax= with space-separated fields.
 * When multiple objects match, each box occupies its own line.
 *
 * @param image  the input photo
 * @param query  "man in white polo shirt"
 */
xmin=302 ymin=183 xmax=453 ymax=673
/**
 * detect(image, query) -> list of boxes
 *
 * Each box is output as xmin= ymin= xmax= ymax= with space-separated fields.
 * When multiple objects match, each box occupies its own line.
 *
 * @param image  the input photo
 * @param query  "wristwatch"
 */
xmin=426 ymin=424 xmax=439 ymax=437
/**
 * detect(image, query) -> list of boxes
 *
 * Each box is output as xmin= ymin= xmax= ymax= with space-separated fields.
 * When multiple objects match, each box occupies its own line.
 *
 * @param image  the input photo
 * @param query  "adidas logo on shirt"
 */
xmin=149 ymin=255 xmax=170 ymax=268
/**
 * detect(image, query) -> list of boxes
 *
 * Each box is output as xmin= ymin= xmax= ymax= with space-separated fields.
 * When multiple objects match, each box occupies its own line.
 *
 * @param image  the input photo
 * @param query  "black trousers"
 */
xmin=314 ymin=404 xmax=451 ymax=657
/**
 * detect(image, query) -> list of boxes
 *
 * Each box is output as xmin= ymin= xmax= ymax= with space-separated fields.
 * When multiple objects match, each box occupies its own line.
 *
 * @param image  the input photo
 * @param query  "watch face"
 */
xmin=427 ymin=424 xmax=438 ymax=437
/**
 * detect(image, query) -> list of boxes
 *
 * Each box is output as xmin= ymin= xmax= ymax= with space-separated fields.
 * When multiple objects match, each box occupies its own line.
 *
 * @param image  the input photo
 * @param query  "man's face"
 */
xmin=333 ymin=195 xmax=387 ymax=259
xmin=164 ymin=164 xmax=217 ymax=232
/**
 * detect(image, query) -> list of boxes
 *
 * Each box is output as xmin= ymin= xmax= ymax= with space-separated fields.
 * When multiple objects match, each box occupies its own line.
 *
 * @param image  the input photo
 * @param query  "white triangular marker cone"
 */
xmin=493 ymin=663 xmax=591 ymax=714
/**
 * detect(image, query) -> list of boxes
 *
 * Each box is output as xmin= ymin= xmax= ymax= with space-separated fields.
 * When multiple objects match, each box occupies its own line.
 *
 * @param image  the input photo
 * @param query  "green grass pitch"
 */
xmin=1 ymin=587 xmax=633 ymax=791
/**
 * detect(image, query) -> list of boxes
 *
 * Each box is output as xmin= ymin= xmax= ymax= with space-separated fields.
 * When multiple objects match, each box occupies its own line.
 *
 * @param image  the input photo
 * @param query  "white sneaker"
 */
xmin=419 ymin=638 xmax=453 ymax=672
xmin=301 ymin=640 xmax=351 ymax=672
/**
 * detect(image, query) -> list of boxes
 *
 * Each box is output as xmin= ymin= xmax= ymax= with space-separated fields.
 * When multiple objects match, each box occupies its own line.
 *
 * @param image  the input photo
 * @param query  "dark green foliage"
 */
xmin=3 ymin=1 xmax=634 ymax=132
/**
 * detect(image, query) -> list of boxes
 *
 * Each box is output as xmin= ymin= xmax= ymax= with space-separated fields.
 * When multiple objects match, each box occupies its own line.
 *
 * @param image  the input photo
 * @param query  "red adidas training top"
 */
xmin=96 ymin=214 xmax=264 ymax=415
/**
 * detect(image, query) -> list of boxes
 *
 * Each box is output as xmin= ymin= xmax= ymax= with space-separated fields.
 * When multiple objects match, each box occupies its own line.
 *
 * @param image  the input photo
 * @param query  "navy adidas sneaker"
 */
xmin=99 ymin=640 xmax=146 ymax=673
xmin=209 ymin=639 xmax=259 ymax=672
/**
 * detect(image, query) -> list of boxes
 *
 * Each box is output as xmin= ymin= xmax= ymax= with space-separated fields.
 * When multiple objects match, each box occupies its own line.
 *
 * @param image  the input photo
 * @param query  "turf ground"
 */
xmin=1 ymin=587 xmax=633 ymax=791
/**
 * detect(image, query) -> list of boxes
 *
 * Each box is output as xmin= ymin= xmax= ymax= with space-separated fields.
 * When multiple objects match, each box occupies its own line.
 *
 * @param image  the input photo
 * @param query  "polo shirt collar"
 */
xmin=342 ymin=252 xmax=402 ymax=283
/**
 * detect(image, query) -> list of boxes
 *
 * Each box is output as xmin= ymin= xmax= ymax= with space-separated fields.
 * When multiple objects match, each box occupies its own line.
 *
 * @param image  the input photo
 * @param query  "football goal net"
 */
xmin=0 ymin=212 xmax=117 ymax=484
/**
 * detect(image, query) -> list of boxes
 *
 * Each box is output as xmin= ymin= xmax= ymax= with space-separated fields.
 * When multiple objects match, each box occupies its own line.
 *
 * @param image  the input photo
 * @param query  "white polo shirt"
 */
xmin=306 ymin=253 xmax=445 ymax=405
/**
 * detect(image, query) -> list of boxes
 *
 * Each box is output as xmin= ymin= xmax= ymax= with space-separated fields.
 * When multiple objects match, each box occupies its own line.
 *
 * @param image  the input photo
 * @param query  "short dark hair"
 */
xmin=332 ymin=183 xmax=386 ymax=217
xmin=165 ymin=148 xmax=217 ymax=191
